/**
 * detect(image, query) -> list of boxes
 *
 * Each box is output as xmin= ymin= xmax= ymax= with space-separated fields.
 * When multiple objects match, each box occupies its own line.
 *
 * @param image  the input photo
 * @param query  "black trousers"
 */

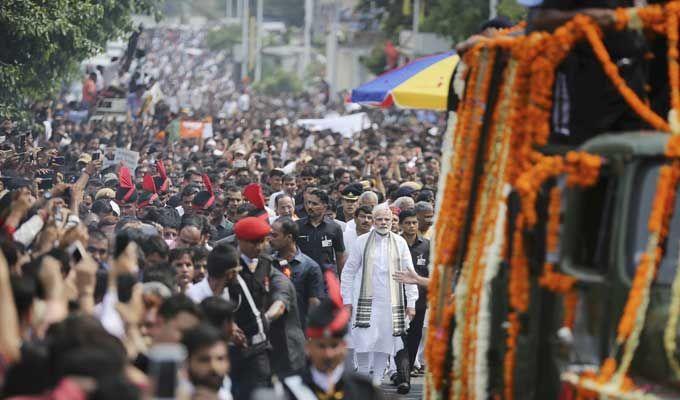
xmin=406 ymin=308 xmax=426 ymax=369
xmin=394 ymin=308 xmax=426 ymax=384
xmin=231 ymin=350 xmax=271 ymax=400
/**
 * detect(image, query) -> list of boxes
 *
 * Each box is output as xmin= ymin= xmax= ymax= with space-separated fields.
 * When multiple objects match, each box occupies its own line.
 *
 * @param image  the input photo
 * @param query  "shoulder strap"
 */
xmin=236 ymin=274 xmax=266 ymax=339
xmin=283 ymin=375 xmax=317 ymax=400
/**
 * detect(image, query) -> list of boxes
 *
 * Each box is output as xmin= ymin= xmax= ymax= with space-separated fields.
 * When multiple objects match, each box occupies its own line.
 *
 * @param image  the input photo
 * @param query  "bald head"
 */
xmin=393 ymin=196 xmax=415 ymax=212
xmin=358 ymin=191 xmax=378 ymax=209
xmin=176 ymin=225 xmax=202 ymax=248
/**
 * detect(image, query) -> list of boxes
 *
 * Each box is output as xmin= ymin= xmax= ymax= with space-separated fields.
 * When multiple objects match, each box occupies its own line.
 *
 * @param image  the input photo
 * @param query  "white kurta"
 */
xmin=340 ymin=232 xmax=419 ymax=355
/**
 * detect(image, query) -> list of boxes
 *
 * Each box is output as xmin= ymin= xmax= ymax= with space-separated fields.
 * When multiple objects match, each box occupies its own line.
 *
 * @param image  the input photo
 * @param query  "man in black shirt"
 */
xmin=269 ymin=217 xmax=325 ymax=329
xmin=524 ymin=0 xmax=649 ymax=145
xmin=227 ymin=217 xmax=304 ymax=399
xmin=391 ymin=210 xmax=431 ymax=393
xmin=296 ymin=189 xmax=346 ymax=277
xmin=278 ymin=272 xmax=385 ymax=400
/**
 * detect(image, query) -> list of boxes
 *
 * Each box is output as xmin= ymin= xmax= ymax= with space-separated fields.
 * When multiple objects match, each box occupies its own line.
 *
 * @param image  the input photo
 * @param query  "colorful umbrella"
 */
xmin=350 ymin=51 xmax=459 ymax=111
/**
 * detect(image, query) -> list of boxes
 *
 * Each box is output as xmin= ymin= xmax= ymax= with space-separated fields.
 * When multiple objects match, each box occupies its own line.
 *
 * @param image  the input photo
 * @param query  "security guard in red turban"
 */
xmin=230 ymin=216 xmax=305 ymax=400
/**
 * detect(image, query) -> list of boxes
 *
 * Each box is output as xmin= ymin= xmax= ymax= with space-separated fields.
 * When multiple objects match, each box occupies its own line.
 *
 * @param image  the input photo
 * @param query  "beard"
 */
xmin=375 ymin=227 xmax=390 ymax=235
xmin=188 ymin=370 xmax=224 ymax=391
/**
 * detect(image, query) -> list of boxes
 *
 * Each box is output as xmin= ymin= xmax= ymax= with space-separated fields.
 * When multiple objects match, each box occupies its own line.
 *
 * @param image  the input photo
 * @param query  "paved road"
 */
xmin=380 ymin=376 xmax=424 ymax=399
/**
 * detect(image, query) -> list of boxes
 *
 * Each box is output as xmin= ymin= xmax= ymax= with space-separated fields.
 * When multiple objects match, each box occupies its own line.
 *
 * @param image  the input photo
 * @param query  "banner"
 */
xmin=103 ymin=148 xmax=141 ymax=173
xmin=297 ymin=112 xmax=371 ymax=138
xmin=179 ymin=120 xmax=214 ymax=139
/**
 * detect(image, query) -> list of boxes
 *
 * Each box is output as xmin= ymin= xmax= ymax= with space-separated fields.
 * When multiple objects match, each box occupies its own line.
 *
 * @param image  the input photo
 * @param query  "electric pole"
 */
xmin=241 ymin=0 xmax=250 ymax=79
xmin=302 ymin=0 xmax=313 ymax=78
xmin=255 ymin=0 xmax=263 ymax=82
xmin=325 ymin=1 xmax=339 ymax=100
xmin=490 ymin=0 xmax=498 ymax=18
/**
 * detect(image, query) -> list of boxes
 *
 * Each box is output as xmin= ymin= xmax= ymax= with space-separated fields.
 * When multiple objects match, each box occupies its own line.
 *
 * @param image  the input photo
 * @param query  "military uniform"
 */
xmin=228 ymin=216 xmax=283 ymax=400
xmin=228 ymin=253 xmax=277 ymax=400
xmin=280 ymin=367 xmax=383 ymax=400
xmin=263 ymin=269 xmax=385 ymax=400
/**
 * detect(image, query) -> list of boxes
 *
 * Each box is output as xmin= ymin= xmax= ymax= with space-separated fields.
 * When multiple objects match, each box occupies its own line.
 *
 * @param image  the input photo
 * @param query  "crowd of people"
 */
xmin=0 ymin=24 xmax=445 ymax=400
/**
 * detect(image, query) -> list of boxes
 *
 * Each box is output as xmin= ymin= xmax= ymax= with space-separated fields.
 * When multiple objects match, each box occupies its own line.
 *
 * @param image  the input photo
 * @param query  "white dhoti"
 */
xmin=340 ymin=232 xmax=419 ymax=383
xmin=351 ymin=297 xmax=404 ymax=355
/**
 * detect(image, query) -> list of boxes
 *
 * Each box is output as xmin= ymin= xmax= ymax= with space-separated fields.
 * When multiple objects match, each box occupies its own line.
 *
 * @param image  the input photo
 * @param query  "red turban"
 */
xmin=234 ymin=217 xmax=271 ymax=241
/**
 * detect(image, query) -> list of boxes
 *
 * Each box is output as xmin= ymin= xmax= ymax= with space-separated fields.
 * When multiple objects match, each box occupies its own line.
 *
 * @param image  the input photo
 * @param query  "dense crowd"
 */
xmin=0 ymin=26 xmax=444 ymax=400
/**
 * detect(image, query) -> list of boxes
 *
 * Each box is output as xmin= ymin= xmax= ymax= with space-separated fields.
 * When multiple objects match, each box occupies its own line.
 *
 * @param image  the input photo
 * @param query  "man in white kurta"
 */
xmin=340 ymin=204 xmax=418 ymax=385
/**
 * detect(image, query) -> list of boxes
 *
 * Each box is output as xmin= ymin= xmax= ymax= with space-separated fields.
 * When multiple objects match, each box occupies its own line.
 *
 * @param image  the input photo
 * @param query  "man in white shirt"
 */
xmin=268 ymin=174 xmax=297 ymax=210
xmin=342 ymin=205 xmax=374 ymax=257
xmin=340 ymin=204 xmax=418 ymax=386
xmin=187 ymin=243 xmax=241 ymax=304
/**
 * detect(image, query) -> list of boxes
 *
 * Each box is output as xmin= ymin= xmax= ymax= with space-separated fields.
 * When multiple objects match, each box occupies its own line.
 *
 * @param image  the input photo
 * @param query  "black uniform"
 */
xmin=296 ymin=217 xmax=345 ymax=276
xmin=528 ymin=0 xmax=649 ymax=145
xmin=281 ymin=367 xmax=384 ymax=400
xmin=228 ymin=254 xmax=279 ymax=400
xmin=406 ymin=235 xmax=430 ymax=369
xmin=393 ymin=235 xmax=430 ymax=386
xmin=268 ymin=271 xmax=306 ymax=378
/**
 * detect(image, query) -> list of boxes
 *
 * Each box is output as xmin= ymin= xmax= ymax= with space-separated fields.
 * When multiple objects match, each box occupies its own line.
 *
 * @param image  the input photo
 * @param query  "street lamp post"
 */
xmin=325 ymin=1 xmax=339 ymax=97
xmin=241 ymin=0 xmax=250 ymax=79
xmin=302 ymin=0 xmax=313 ymax=78
xmin=255 ymin=0 xmax=263 ymax=82
xmin=490 ymin=0 xmax=498 ymax=18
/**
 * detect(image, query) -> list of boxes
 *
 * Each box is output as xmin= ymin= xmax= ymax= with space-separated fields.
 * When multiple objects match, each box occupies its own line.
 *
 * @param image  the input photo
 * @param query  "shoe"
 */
xmin=397 ymin=382 xmax=411 ymax=394
xmin=390 ymin=372 xmax=399 ymax=386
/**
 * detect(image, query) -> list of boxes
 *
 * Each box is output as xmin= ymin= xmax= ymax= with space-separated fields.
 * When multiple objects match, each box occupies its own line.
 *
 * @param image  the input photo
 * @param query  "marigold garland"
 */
xmin=503 ymin=215 xmax=528 ymax=400
xmin=577 ymin=17 xmax=671 ymax=132
xmin=581 ymin=161 xmax=680 ymax=394
xmin=457 ymin=54 xmax=516 ymax=400
xmin=667 ymin=6 xmax=680 ymax=134
xmin=427 ymin=45 xmax=496 ymax=393
xmin=564 ymin=151 xmax=602 ymax=188
xmin=615 ymin=162 xmax=680 ymax=351
xmin=666 ymin=135 xmax=680 ymax=157
xmin=663 ymin=250 xmax=680 ymax=380
xmin=538 ymin=187 xmax=580 ymax=329
xmin=515 ymin=155 xmax=564 ymax=228
xmin=425 ymin=3 xmax=680 ymax=399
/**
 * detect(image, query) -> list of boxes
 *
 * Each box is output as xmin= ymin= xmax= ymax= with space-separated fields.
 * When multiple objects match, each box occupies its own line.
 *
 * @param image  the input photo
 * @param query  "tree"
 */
xmin=423 ymin=0 xmax=526 ymax=42
xmin=206 ymin=24 xmax=242 ymax=52
xmin=498 ymin=0 xmax=527 ymax=24
xmin=0 ymin=0 xmax=160 ymax=121
xmin=355 ymin=0 xmax=527 ymax=44
xmin=253 ymin=68 xmax=302 ymax=96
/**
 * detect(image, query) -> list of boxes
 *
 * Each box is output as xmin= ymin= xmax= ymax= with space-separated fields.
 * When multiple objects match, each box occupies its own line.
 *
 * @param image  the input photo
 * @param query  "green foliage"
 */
xmin=355 ymin=0 xmax=527 ymax=44
xmin=0 ymin=0 xmax=160 ymax=121
xmin=422 ymin=0 xmax=488 ymax=42
xmin=253 ymin=68 xmax=302 ymax=96
xmin=360 ymin=43 xmax=388 ymax=76
xmin=423 ymin=0 xmax=526 ymax=41
xmin=498 ymin=0 xmax=527 ymax=22
xmin=206 ymin=24 xmax=242 ymax=52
